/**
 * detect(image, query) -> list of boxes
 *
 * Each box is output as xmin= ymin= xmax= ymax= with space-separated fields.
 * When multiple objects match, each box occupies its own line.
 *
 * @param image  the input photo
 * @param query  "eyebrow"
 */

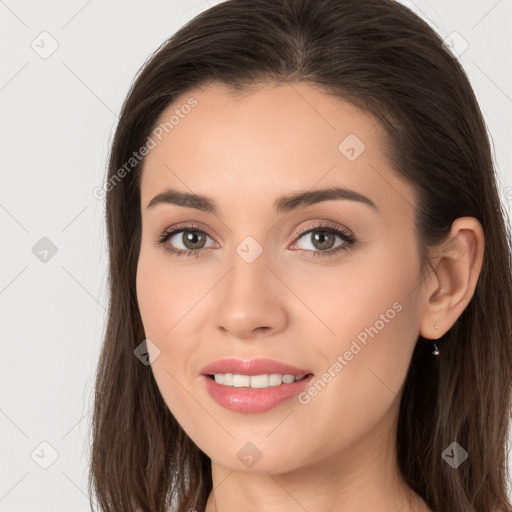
xmin=146 ymin=186 xmax=378 ymax=215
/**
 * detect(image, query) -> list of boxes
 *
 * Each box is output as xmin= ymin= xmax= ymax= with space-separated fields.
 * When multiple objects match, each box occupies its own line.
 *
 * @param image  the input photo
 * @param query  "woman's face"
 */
xmin=136 ymin=82 xmax=428 ymax=473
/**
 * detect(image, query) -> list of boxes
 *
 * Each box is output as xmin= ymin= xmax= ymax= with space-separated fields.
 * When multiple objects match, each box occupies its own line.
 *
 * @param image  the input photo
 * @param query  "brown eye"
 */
xmin=308 ymin=231 xmax=336 ymax=251
xmin=291 ymin=224 xmax=355 ymax=257
xmin=179 ymin=230 xmax=207 ymax=250
xmin=157 ymin=226 xmax=216 ymax=258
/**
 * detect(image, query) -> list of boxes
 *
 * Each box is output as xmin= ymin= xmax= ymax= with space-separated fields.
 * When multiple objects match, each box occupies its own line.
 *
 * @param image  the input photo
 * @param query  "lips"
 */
xmin=200 ymin=357 xmax=312 ymax=377
xmin=200 ymin=357 xmax=314 ymax=413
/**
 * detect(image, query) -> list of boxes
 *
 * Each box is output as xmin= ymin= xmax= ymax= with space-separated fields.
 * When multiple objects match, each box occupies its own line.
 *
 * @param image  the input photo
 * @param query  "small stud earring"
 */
xmin=434 ymin=324 xmax=438 ymax=330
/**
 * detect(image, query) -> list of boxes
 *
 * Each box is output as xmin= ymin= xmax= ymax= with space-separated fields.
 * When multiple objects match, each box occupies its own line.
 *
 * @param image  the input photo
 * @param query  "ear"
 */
xmin=419 ymin=217 xmax=485 ymax=340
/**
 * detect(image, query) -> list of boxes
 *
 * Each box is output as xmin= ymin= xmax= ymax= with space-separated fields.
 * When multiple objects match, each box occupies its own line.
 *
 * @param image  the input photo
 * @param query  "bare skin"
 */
xmin=135 ymin=82 xmax=484 ymax=512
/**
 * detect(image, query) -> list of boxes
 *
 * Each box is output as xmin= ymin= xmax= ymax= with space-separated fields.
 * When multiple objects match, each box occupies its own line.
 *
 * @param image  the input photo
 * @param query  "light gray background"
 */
xmin=1 ymin=0 xmax=511 ymax=510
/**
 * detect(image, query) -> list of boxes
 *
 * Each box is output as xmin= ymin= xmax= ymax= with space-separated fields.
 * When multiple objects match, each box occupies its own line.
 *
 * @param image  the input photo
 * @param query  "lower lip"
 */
xmin=202 ymin=374 xmax=314 ymax=413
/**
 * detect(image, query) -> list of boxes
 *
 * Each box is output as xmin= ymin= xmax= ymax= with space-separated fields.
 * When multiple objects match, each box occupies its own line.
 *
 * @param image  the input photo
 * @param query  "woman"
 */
xmin=88 ymin=1 xmax=512 ymax=511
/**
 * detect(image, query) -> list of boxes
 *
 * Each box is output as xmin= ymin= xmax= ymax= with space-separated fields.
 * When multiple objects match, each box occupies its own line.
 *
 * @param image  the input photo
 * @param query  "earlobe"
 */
xmin=419 ymin=217 xmax=485 ymax=341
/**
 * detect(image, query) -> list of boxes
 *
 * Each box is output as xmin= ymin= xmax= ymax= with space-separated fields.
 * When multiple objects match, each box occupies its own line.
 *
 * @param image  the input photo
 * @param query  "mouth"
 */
xmin=200 ymin=358 xmax=314 ymax=412
xmin=206 ymin=372 xmax=312 ymax=388
xmin=200 ymin=357 xmax=312 ymax=380
xmin=202 ymin=372 xmax=315 ymax=413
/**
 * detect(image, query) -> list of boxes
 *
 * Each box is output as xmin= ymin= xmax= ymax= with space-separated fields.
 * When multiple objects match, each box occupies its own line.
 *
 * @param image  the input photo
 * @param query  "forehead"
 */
xmin=139 ymin=82 xmax=415 ymax=222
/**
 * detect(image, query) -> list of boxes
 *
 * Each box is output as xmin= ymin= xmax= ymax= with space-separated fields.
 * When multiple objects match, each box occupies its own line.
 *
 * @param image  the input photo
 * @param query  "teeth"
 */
xmin=269 ymin=374 xmax=282 ymax=386
xmin=233 ymin=374 xmax=250 ymax=387
xmin=213 ymin=373 xmax=307 ymax=388
xmin=250 ymin=374 xmax=269 ymax=388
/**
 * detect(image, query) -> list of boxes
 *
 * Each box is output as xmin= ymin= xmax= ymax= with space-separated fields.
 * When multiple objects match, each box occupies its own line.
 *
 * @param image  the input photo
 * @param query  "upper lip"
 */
xmin=201 ymin=358 xmax=313 ymax=377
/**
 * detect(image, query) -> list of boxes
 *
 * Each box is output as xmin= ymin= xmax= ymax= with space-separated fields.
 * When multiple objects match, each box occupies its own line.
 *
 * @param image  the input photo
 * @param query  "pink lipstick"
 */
xmin=201 ymin=358 xmax=314 ymax=413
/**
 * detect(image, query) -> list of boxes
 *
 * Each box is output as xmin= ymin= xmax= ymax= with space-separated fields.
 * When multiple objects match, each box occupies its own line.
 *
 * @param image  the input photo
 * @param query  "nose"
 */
xmin=213 ymin=249 xmax=288 ymax=340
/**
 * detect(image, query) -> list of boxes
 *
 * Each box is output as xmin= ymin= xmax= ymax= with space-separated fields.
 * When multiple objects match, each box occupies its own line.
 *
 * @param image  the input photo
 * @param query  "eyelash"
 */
xmin=156 ymin=221 xmax=356 ymax=259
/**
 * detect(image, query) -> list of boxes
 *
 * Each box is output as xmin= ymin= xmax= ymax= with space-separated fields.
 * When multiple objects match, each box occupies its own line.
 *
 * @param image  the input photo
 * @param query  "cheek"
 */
xmin=135 ymin=247 xmax=206 ymax=413
xmin=296 ymin=241 xmax=419 ymax=356
xmin=135 ymin=245 xmax=204 ymax=340
xmin=297 ymin=253 xmax=421 ymax=442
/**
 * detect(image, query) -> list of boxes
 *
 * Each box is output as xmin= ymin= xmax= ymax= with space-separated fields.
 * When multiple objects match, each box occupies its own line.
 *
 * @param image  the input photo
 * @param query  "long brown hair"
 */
xmin=88 ymin=1 xmax=512 ymax=511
